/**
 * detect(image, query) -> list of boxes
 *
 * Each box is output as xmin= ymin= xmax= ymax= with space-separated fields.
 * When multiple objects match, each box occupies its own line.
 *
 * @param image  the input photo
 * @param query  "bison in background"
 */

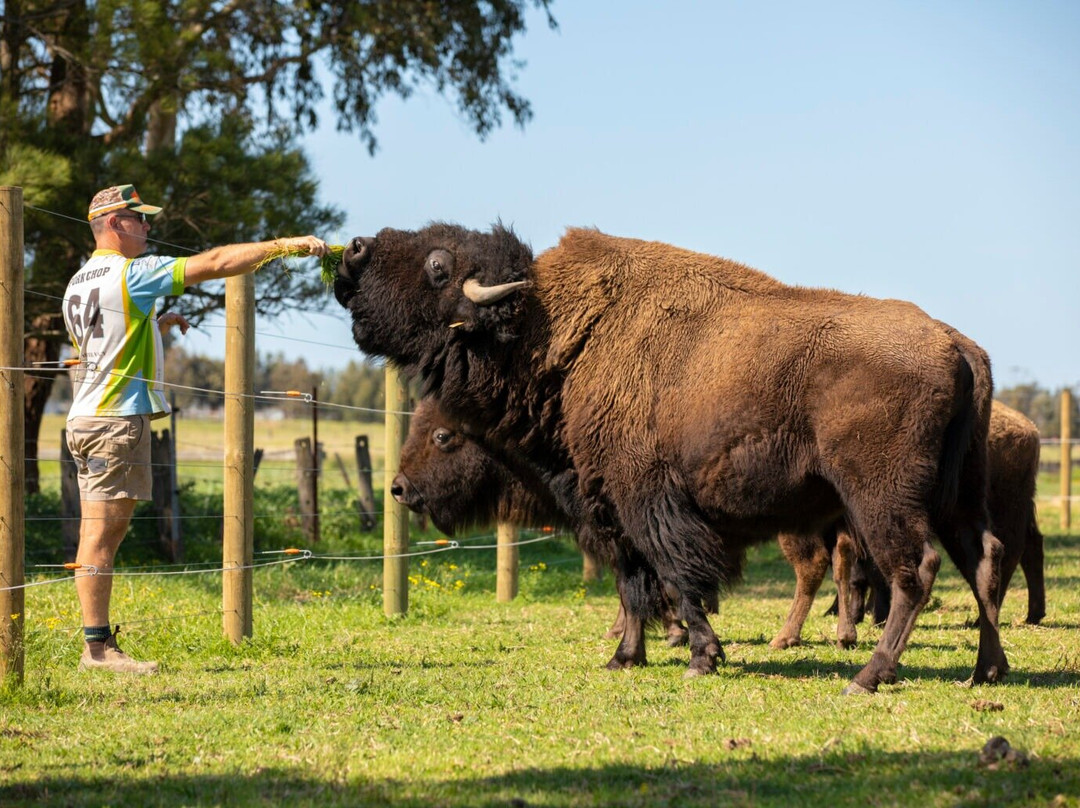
xmin=392 ymin=397 xmax=692 ymax=647
xmin=334 ymin=222 xmax=1008 ymax=693
xmin=866 ymin=401 xmax=1046 ymax=626
xmin=782 ymin=399 xmax=1047 ymax=649
xmin=397 ymin=397 xmax=863 ymax=652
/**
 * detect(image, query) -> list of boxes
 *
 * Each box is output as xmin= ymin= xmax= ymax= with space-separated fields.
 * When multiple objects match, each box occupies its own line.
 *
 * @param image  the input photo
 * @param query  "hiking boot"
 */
xmin=79 ymin=630 xmax=159 ymax=675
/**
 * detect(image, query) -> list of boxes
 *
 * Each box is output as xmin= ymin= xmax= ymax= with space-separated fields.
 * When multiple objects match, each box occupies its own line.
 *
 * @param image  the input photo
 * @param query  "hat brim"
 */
xmin=88 ymin=202 xmax=163 ymax=220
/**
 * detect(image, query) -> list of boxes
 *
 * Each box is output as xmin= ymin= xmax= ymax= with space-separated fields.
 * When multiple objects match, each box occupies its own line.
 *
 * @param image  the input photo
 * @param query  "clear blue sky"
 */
xmin=184 ymin=1 xmax=1080 ymax=390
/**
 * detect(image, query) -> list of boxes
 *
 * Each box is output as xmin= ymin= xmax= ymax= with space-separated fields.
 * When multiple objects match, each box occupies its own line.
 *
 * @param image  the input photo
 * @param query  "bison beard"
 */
xmin=334 ymin=223 xmax=1009 ymax=694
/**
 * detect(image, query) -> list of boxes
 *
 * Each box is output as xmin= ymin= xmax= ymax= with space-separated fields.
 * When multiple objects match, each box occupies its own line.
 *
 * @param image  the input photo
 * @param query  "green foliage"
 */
xmin=0 ymin=143 xmax=72 ymax=209
xmin=3 ymin=0 xmax=555 ymax=477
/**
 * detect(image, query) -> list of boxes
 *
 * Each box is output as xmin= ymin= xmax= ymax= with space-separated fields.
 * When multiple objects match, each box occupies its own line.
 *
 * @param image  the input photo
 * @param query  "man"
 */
xmin=63 ymin=183 xmax=329 ymax=673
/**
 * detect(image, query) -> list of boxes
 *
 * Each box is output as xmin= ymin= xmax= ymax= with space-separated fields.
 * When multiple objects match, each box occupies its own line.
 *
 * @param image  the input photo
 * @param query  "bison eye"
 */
xmin=433 ymin=428 xmax=454 ymax=449
xmin=425 ymin=249 xmax=454 ymax=288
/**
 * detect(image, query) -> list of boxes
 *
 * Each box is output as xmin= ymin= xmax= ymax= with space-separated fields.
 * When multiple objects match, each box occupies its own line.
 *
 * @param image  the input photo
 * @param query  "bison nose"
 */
xmin=341 ymin=236 xmax=375 ymax=276
xmin=391 ymin=472 xmax=414 ymax=506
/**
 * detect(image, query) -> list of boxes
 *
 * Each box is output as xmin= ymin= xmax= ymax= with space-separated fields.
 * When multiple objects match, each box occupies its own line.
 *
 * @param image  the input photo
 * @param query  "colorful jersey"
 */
xmin=63 ymin=249 xmax=187 ymax=420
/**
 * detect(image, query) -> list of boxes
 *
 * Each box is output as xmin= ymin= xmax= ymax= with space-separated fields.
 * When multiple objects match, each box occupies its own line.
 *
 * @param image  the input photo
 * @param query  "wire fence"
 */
xmin=1 ymin=194 xmax=1074 ymax=677
xmin=1 ymin=197 xmax=588 ymax=669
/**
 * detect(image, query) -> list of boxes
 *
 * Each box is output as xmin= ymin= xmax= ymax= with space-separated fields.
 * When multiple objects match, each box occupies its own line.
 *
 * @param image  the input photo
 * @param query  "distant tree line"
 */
xmin=48 ymin=348 xmax=392 ymax=422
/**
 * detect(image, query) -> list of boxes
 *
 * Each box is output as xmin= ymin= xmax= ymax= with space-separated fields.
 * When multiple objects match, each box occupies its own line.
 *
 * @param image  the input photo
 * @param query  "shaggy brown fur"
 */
xmin=334 ymin=224 xmax=1007 ymax=693
xmin=393 ymin=397 xmax=690 ymax=647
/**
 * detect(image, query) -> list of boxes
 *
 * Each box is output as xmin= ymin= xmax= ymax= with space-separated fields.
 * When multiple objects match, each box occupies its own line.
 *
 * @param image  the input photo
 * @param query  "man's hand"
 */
xmin=276 ymin=236 xmax=330 ymax=258
xmin=158 ymin=312 xmax=190 ymax=335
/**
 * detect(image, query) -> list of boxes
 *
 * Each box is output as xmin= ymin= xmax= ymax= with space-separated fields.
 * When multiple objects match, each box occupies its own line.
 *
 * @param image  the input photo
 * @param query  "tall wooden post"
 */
xmin=223 ymin=273 xmax=255 ymax=642
xmin=354 ymin=435 xmax=378 ymax=531
xmin=311 ymin=384 xmax=320 ymax=542
xmin=0 ymin=186 xmax=25 ymax=685
xmin=496 ymin=522 xmax=519 ymax=602
xmin=1062 ymin=388 xmax=1073 ymax=532
xmin=169 ymin=392 xmax=182 ymax=559
xmin=383 ymin=366 xmax=409 ymax=616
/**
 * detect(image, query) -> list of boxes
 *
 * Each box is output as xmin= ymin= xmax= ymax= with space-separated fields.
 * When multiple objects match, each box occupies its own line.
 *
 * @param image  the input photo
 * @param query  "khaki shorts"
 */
xmin=66 ymin=415 xmax=152 ymax=501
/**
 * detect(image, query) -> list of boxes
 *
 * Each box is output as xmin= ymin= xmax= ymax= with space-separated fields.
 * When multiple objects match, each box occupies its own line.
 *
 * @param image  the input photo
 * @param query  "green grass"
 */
xmin=8 ymin=417 xmax=1079 ymax=806
xmin=2 ymin=512 xmax=1079 ymax=806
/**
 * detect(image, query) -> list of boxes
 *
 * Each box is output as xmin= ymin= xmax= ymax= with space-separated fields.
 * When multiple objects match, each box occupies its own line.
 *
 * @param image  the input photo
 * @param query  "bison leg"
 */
xmin=844 ymin=540 xmax=940 ymax=695
xmin=937 ymin=521 xmax=1010 ymax=684
xmin=771 ymin=532 xmax=830 ymax=650
xmin=659 ymin=592 xmax=690 ymax=647
xmin=1020 ymin=522 xmax=1046 ymax=625
xmin=603 ymin=603 xmax=627 ymax=640
xmin=680 ymin=595 xmax=725 ymax=678
xmin=832 ymin=527 xmax=858 ymax=649
xmin=969 ymin=529 xmax=1010 ymax=683
xmin=604 ymin=564 xmax=652 ymax=670
xmin=605 ymin=597 xmax=688 ymax=646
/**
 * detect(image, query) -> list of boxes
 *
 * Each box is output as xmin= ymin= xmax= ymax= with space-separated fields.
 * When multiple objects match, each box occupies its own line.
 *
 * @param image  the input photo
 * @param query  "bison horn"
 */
xmin=462 ymin=278 xmax=529 ymax=306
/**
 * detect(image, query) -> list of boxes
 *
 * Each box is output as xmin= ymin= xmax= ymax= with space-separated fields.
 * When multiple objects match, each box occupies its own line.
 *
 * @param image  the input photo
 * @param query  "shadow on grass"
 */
xmin=628 ymin=644 xmax=1080 ymax=691
xmin=3 ymin=749 xmax=1076 ymax=808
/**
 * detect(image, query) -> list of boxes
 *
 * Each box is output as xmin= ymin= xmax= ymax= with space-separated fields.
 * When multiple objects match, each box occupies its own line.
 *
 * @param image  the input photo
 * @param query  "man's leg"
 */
xmin=76 ymin=498 xmax=158 ymax=673
xmin=75 ymin=498 xmax=135 ymax=626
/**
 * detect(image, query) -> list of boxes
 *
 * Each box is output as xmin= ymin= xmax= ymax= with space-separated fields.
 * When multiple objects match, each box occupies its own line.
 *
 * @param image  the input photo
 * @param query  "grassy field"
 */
xmin=7 ymin=416 xmax=1079 ymax=806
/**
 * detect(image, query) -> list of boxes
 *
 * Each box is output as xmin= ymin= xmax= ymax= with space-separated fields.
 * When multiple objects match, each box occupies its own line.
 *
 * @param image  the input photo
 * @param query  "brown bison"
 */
xmin=393 ymin=397 xmax=692 ymax=647
xmin=395 ymin=397 xmax=857 ymax=651
xmin=776 ymin=400 xmax=1046 ymax=648
xmin=334 ymin=223 xmax=1008 ymax=693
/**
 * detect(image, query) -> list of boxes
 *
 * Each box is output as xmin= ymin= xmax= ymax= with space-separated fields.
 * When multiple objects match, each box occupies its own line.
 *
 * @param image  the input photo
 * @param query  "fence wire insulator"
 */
xmin=35 ymin=562 xmax=98 ymax=575
xmin=260 ymin=389 xmax=314 ymax=403
xmin=415 ymin=539 xmax=460 ymax=549
xmin=27 ymin=358 xmax=97 ymax=371
xmin=259 ymin=548 xmax=314 ymax=559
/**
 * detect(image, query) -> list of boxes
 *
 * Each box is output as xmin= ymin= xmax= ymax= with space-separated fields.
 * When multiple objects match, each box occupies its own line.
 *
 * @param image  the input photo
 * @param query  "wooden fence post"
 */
xmin=582 ymin=552 xmax=602 ymax=583
xmin=383 ymin=366 xmax=409 ymax=616
xmin=223 ymin=273 xmax=254 ymax=643
xmin=168 ymin=394 xmax=182 ymax=560
xmin=311 ymin=385 xmax=320 ymax=543
xmin=1063 ymin=388 xmax=1073 ymax=532
xmin=294 ymin=436 xmax=318 ymax=542
xmin=150 ymin=429 xmax=178 ymax=561
xmin=354 ymin=435 xmax=377 ymax=531
xmin=59 ymin=429 xmax=81 ymax=562
xmin=0 ymin=185 xmax=25 ymax=685
xmin=496 ymin=522 xmax=519 ymax=602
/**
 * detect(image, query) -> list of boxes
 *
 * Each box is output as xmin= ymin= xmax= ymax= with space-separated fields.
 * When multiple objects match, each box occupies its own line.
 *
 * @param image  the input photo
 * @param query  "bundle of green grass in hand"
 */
xmin=256 ymin=243 xmax=346 ymax=286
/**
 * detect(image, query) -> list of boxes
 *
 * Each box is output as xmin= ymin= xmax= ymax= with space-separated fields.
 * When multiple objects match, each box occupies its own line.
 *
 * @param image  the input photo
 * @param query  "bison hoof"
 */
xmin=605 ymin=656 xmax=643 ymax=671
xmin=842 ymin=680 xmax=876 ymax=696
xmin=769 ymin=635 xmax=800 ymax=650
xmin=836 ymin=637 xmax=857 ymax=650
xmin=973 ymin=664 xmax=1007 ymax=685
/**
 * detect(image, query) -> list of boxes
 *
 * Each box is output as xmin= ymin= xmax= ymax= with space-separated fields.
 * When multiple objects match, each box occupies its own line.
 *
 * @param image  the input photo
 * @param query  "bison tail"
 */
xmin=934 ymin=340 xmax=993 ymax=520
